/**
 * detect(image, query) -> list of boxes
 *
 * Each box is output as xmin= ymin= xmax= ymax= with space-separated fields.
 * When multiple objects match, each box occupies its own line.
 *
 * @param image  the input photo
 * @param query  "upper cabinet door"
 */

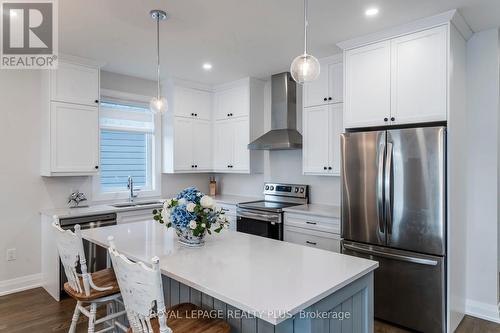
xmin=328 ymin=62 xmax=343 ymax=104
xmin=231 ymin=117 xmax=250 ymax=172
xmin=213 ymin=120 xmax=234 ymax=170
xmin=173 ymin=117 xmax=194 ymax=171
xmin=51 ymin=62 xmax=99 ymax=106
xmin=214 ymin=85 xmax=249 ymax=120
xmin=390 ymin=26 xmax=448 ymax=125
xmin=303 ymin=105 xmax=330 ymax=174
xmin=329 ymin=104 xmax=343 ymax=175
xmin=192 ymin=119 xmax=212 ymax=171
xmin=50 ymin=102 xmax=99 ymax=173
xmin=174 ymin=86 xmax=212 ymax=120
xmin=344 ymin=40 xmax=391 ymax=129
xmin=303 ymin=66 xmax=329 ymax=108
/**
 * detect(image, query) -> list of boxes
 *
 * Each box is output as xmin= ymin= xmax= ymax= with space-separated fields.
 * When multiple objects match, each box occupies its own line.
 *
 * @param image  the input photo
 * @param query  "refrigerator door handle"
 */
xmin=377 ymin=143 xmax=385 ymax=234
xmin=343 ymin=243 xmax=438 ymax=266
xmin=385 ymin=142 xmax=394 ymax=236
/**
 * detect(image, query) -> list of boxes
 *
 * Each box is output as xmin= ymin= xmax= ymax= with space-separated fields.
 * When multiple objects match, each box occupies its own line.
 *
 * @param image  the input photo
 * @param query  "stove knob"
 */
xmin=300 ymin=188 xmax=305 ymax=193
xmin=265 ymin=185 xmax=270 ymax=190
xmin=294 ymin=187 xmax=299 ymax=193
xmin=270 ymin=186 xmax=274 ymax=191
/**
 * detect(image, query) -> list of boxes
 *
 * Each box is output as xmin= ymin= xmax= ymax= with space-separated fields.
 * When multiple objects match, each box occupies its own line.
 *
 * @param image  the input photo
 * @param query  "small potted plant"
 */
xmin=153 ymin=187 xmax=229 ymax=247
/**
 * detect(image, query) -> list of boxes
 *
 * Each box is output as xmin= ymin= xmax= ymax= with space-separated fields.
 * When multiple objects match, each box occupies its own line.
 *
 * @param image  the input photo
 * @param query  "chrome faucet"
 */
xmin=127 ymin=176 xmax=139 ymax=202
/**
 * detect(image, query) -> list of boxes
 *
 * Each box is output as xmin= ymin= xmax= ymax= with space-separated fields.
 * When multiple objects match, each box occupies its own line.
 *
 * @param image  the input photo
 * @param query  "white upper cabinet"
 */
xmin=344 ymin=41 xmax=391 ymax=128
xmin=214 ymin=84 xmax=249 ymax=120
xmin=170 ymin=117 xmax=212 ymax=173
xmin=390 ymin=26 xmax=447 ymax=125
xmin=50 ymin=61 xmax=99 ymax=106
xmin=343 ymin=25 xmax=448 ymax=129
xmin=303 ymin=104 xmax=343 ymax=176
xmin=192 ymin=119 xmax=212 ymax=171
xmin=304 ymin=57 xmax=343 ymax=108
xmin=303 ymin=105 xmax=330 ymax=174
xmin=231 ymin=117 xmax=250 ymax=172
xmin=41 ymin=58 xmax=101 ymax=176
xmin=173 ymin=117 xmax=194 ymax=171
xmin=50 ymin=102 xmax=99 ymax=173
xmin=173 ymin=86 xmax=212 ymax=120
xmin=213 ymin=119 xmax=234 ymax=170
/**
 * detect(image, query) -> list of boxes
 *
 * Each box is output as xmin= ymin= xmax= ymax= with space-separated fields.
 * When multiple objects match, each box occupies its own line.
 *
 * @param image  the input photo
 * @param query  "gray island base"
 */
xmin=162 ymin=272 xmax=373 ymax=333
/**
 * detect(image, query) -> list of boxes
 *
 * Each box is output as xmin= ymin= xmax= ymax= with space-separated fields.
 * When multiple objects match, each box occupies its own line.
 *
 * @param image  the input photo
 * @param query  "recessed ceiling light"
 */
xmin=365 ymin=7 xmax=379 ymax=17
xmin=202 ymin=63 xmax=212 ymax=70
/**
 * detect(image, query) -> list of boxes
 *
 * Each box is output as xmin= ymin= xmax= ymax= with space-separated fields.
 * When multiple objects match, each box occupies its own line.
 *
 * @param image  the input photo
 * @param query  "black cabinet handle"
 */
xmin=306 ymin=241 xmax=317 ymax=246
xmin=306 ymin=221 xmax=317 ymax=225
xmin=323 ymin=97 xmax=328 ymax=101
xmin=191 ymin=113 xmax=194 ymax=116
xmin=94 ymin=100 xmax=99 ymax=104
xmin=195 ymin=165 xmax=198 ymax=168
xmin=94 ymin=165 xmax=99 ymax=169
xmin=384 ymin=117 xmax=389 ymax=122
xmin=391 ymin=117 xmax=395 ymax=121
xmin=323 ymin=166 xmax=327 ymax=170
xmin=328 ymin=166 xmax=332 ymax=170
xmin=328 ymin=97 xmax=332 ymax=101
xmin=195 ymin=113 xmax=198 ymax=117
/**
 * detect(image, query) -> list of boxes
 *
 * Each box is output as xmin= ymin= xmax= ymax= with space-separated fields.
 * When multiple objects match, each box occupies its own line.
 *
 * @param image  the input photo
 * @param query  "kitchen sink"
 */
xmin=111 ymin=203 xmax=137 ymax=208
xmin=135 ymin=201 xmax=163 ymax=206
xmin=111 ymin=200 xmax=163 ymax=208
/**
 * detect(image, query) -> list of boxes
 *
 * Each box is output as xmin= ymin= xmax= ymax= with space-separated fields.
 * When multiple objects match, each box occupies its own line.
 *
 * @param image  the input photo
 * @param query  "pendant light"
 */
xmin=290 ymin=0 xmax=320 ymax=84
xmin=149 ymin=9 xmax=167 ymax=113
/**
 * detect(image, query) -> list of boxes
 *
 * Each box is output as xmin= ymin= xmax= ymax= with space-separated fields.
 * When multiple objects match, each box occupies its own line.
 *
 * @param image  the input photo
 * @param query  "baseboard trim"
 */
xmin=465 ymin=299 xmax=500 ymax=324
xmin=0 ymin=273 xmax=42 ymax=297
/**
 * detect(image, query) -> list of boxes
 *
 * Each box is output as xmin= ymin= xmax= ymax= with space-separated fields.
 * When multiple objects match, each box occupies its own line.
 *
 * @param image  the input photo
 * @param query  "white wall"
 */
xmin=215 ymin=78 xmax=342 ymax=205
xmin=465 ymin=28 xmax=500 ymax=323
xmin=0 ymin=70 xmax=95 ymax=293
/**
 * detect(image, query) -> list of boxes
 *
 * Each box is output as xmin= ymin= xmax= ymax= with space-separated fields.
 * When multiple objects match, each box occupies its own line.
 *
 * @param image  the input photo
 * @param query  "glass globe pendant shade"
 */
xmin=290 ymin=53 xmax=320 ymax=84
xmin=150 ymin=96 xmax=167 ymax=114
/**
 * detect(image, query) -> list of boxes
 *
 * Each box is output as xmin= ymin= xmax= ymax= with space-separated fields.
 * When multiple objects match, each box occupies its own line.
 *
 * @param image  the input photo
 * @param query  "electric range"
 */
xmin=236 ymin=183 xmax=308 ymax=240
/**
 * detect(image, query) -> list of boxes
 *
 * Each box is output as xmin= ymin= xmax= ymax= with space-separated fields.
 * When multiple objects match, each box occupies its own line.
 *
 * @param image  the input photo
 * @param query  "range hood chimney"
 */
xmin=248 ymin=72 xmax=302 ymax=150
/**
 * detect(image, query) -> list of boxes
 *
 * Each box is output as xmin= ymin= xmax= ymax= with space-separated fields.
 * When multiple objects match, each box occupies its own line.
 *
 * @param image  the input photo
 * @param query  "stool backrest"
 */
xmin=52 ymin=222 xmax=90 ymax=295
xmin=107 ymin=236 xmax=171 ymax=333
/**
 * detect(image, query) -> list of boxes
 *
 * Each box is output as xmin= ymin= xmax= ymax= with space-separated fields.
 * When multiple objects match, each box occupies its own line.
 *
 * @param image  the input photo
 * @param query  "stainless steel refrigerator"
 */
xmin=341 ymin=126 xmax=446 ymax=333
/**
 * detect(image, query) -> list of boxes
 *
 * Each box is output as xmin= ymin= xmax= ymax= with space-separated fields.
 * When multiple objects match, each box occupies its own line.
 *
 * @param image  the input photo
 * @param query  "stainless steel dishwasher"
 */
xmin=58 ymin=213 xmax=116 ymax=298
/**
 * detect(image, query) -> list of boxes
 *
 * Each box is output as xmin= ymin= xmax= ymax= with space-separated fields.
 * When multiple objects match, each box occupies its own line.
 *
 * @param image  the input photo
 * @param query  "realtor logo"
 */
xmin=1 ymin=0 xmax=58 ymax=69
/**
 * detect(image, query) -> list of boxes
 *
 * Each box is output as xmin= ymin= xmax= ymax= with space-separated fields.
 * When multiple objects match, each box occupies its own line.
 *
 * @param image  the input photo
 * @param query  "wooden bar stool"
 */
xmin=53 ymin=222 xmax=128 ymax=333
xmin=107 ymin=236 xmax=230 ymax=333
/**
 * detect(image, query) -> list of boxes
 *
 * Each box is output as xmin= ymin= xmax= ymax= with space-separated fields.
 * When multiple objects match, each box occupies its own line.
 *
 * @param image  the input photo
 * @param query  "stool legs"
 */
xmin=68 ymin=301 xmax=81 ymax=333
xmin=88 ymin=303 xmax=97 ymax=333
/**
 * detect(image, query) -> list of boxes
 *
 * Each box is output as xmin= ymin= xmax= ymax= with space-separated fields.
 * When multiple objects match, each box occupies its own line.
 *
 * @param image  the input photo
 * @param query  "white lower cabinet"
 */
xmin=284 ymin=212 xmax=341 ymax=253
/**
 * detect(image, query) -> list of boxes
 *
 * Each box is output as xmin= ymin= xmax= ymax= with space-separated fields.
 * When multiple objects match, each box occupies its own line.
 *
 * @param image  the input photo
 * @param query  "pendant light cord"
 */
xmin=156 ymin=15 xmax=161 ymax=99
xmin=303 ymin=0 xmax=308 ymax=55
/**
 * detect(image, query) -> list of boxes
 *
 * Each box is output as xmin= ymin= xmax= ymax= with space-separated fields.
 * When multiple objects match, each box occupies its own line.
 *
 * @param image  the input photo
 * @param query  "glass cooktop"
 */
xmin=237 ymin=200 xmax=300 ymax=212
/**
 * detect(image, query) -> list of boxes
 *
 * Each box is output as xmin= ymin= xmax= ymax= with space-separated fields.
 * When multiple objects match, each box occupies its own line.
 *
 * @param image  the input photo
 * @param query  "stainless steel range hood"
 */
xmin=248 ymin=72 xmax=302 ymax=150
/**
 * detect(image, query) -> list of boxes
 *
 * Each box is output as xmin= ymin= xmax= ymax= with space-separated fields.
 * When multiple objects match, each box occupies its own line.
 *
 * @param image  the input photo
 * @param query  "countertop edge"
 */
xmin=282 ymin=204 xmax=341 ymax=219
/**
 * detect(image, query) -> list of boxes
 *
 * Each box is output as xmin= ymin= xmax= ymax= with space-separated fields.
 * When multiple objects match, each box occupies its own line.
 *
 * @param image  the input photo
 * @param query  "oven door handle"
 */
xmin=236 ymin=209 xmax=281 ymax=223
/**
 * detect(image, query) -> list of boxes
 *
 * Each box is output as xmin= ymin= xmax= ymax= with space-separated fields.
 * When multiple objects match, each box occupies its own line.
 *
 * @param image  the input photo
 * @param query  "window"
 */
xmin=93 ymin=93 xmax=161 ymax=200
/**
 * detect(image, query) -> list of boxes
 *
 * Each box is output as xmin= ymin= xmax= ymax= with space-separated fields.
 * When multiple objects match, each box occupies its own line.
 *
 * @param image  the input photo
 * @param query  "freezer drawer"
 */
xmin=342 ymin=241 xmax=445 ymax=333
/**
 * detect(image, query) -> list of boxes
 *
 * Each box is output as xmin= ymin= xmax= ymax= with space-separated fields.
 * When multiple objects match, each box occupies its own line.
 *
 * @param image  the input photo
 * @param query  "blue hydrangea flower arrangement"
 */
xmin=153 ymin=187 xmax=229 ymax=246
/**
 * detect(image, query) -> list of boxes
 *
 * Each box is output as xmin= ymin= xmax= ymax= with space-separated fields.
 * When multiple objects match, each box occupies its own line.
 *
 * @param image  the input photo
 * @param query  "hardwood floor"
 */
xmin=0 ymin=288 xmax=499 ymax=333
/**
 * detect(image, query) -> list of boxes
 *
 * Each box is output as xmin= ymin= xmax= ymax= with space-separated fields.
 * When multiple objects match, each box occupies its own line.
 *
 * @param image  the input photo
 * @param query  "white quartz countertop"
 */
xmin=40 ymin=201 xmax=164 ymax=219
xmin=81 ymin=221 xmax=377 ymax=325
xmin=212 ymin=194 xmax=261 ymax=205
xmin=283 ymin=204 xmax=341 ymax=218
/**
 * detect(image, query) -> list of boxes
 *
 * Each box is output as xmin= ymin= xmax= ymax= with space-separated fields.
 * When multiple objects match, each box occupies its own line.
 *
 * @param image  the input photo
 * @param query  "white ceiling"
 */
xmin=60 ymin=0 xmax=500 ymax=85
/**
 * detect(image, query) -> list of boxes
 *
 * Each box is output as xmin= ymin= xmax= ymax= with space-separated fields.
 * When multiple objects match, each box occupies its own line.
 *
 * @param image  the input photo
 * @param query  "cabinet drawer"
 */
xmin=284 ymin=226 xmax=340 ymax=252
xmin=284 ymin=213 xmax=340 ymax=234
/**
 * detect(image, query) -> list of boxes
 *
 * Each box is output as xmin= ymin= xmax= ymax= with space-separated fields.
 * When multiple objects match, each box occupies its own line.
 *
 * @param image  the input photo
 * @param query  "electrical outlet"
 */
xmin=6 ymin=248 xmax=16 ymax=261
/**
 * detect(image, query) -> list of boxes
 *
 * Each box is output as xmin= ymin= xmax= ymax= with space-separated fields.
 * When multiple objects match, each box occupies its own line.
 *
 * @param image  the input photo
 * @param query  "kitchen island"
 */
xmin=81 ymin=221 xmax=378 ymax=333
